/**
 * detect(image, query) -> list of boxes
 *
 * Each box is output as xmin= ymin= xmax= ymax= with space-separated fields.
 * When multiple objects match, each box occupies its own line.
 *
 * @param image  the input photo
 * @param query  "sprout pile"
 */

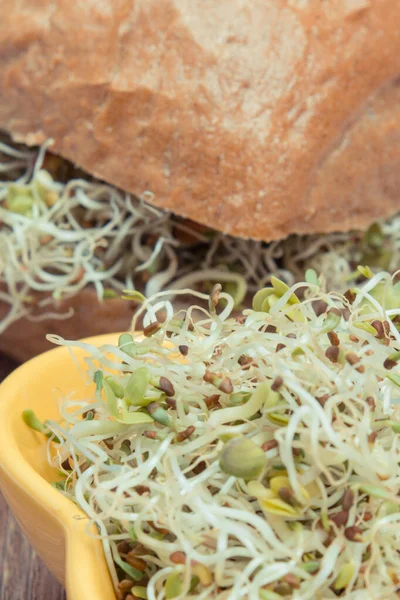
xmin=24 ymin=270 xmax=400 ymax=599
xmin=2 ymin=137 xmax=400 ymax=336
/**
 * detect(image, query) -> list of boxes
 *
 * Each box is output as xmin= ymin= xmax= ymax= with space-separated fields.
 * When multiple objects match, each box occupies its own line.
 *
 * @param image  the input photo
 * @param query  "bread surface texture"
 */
xmin=0 ymin=0 xmax=400 ymax=240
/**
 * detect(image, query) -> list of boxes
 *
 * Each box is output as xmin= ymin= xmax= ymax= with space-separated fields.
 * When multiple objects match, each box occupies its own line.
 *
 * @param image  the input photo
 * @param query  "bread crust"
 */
xmin=0 ymin=288 xmax=135 ymax=362
xmin=0 ymin=1 xmax=399 ymax=241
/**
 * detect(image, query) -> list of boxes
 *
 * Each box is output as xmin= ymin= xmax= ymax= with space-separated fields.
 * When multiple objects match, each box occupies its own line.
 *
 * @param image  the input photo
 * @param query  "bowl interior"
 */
xmin=0 ymin=334 xmax=120 ymax=600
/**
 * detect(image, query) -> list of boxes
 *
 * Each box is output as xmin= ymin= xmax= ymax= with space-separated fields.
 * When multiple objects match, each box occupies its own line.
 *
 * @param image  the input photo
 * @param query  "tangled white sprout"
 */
xmin=25 ymin=272 xmax=400 ymax=599
xmin=1 ymin=137 xmax=400 ymax=336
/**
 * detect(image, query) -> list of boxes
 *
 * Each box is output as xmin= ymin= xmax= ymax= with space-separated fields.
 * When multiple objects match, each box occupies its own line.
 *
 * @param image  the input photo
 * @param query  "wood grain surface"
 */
xmin=0 ymin=354 xmax=66 ymax=600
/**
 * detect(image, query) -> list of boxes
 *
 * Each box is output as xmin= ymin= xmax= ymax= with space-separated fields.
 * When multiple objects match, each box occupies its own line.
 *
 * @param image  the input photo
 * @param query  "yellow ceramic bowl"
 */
xmin=0 ymin=334 xmax=120 ymax=600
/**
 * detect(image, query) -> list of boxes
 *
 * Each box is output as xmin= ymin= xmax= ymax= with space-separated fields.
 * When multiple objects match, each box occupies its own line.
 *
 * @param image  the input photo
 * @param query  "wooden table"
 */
xmin=0 ymin=354 xmax=66 ymax=600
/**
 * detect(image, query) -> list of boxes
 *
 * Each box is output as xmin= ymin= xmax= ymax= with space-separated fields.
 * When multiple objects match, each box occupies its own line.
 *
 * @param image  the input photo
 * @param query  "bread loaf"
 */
xmin=0 ymin=0 xmax=399 ymax=241
xmin=0 ymin=288 xmax=135 ymax=362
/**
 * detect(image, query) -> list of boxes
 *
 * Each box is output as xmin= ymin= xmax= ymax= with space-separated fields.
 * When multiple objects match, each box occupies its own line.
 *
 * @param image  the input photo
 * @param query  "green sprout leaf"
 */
xmin=357 ymin=265 xmax=374 ymax=279
xmin=111 ymin=544 xmax=143 ymax=581
xmin=105 ymin=376 xmax=125 ymax=399
xmin=220 ymin=436 xmax=267 ymax=480
xmin=386 ymin=373 xmax=400 ymax=388
xmin=165 ymin=570 xmax=182 ymax=599
xmin=121 ymin=290 xmax=147 ymax=303
xmin=305 ymin=268 xmax=320 ymax=286
xmin=125 ymin=367 xmax=150 ymax=406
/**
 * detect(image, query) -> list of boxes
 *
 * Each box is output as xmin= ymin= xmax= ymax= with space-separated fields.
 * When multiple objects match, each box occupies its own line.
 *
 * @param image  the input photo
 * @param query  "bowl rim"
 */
xmin=0 ymin=333 xmax=122 ymax=600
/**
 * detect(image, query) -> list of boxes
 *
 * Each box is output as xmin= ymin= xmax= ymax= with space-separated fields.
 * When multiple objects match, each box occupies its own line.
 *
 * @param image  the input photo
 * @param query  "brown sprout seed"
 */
xmin=330 ymin=510 xmax=349 ymax=528
xmin=344 ymin=526 xmax=364 ymax=542
xmin=158 ymin=376 xmax=175 ymax=397
xmin=262 ymin=439 xmax=279 ymax=452
xmin=170 ymin=551 xmax=187 ymax=564
xmin=203 ymin=394 xmax=221 ymax=408
xmin=384 ymin=358 xmax=397 ymax=370
xmin=176 ymin=426 xmax=195 ymax=443
xmin=327 ymin=331 xmax=340 ymax=347
xmin=118 ymin=579 xmax=134 ymax=592
xmin=345 ymin=352 xmax=360 ymax=366
xmin=271 ymin=376 xmax=283 ymax=391
xmin=317 ymin=394 xmax=330 ymax=408
xmin=342 ymin=489 xmax=354 ymax=511
xmin=125 ymin=554 xmax=147 ymax=571
xmin=118 ymin=541 xmax=132 ymax=555
xmin=143 ymin=322 xmax=161 ymax=337
xmin=210 ymin=283 xmax=222 ymax=307
xmin=325 ymin=345 xmax=339 ymax=363
xmin=238 ymin=355 xmax=254 ymax=369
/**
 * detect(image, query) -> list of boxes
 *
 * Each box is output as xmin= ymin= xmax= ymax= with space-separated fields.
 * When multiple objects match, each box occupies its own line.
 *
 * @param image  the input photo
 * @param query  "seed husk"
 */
xmin=345 ymin=352 xmax=360 ymax=366
xmin=262 ymin=439 xmax=279 ymax=452
xmin=271 ymin=376 xmax=283 ymax=391
xmin=210 ymin=283 xmax=222 ymax=308
xmin=366 ymin=396 xmax=376 ymax=411
xmin=277 ymin=487 xmax=299 ymax=507
xmin=203 ymin=394 xmax=220 ymax=408
xmin=175 ymin=426 xmax=195 ymax=443
xmin=342 ymin=489 xmax=354 ymax=511
xmin=118 ymin=541 xmax=132 ymax=555
xmin=344 ymin=526 xmax=364 ymax=542
xmin=325 ymin=345 xmax=339 ymax=363
xmin=344 ymin=289 xmax=357 ymax=304
xmin=383 ymin=358 xmax=397 ymax=370
xmin=330 ymin=510 xmax=349 ymax=528
xmin=327 ymin=331 xmax=340 ymax=347
xmin=61 ymin=457 xmax=72 ymax=471
xmin=317 ymin=394 xmax=330 ymax=407
xmin=178 ymin=345 xmax=188 ymax=356
xmin=203 ymin=370 xmax=234 ymax=394
xmin=282 ymin=574 xmax=300 ymax=589
xmin=118 ymin=579 xmax=134 ymax=592
xmin=170 ymin=551 xmax=186 ymax=564
xmin=143 ymin=321 xmax=161 ymax=337
xmin=143 ymin=430 xmax=158 ymax=440
xmin=125 ymin=554 xmax=147 ymax=571
xmin=371 ymin=319 xmax=385 ymax=339
xmin=220 ymin=437 xmax=267 ymax=480
xmin=238 ymin=354 xmax=254 ymax=369
xmin=158 ymin=376 xmax=175 ymax=397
